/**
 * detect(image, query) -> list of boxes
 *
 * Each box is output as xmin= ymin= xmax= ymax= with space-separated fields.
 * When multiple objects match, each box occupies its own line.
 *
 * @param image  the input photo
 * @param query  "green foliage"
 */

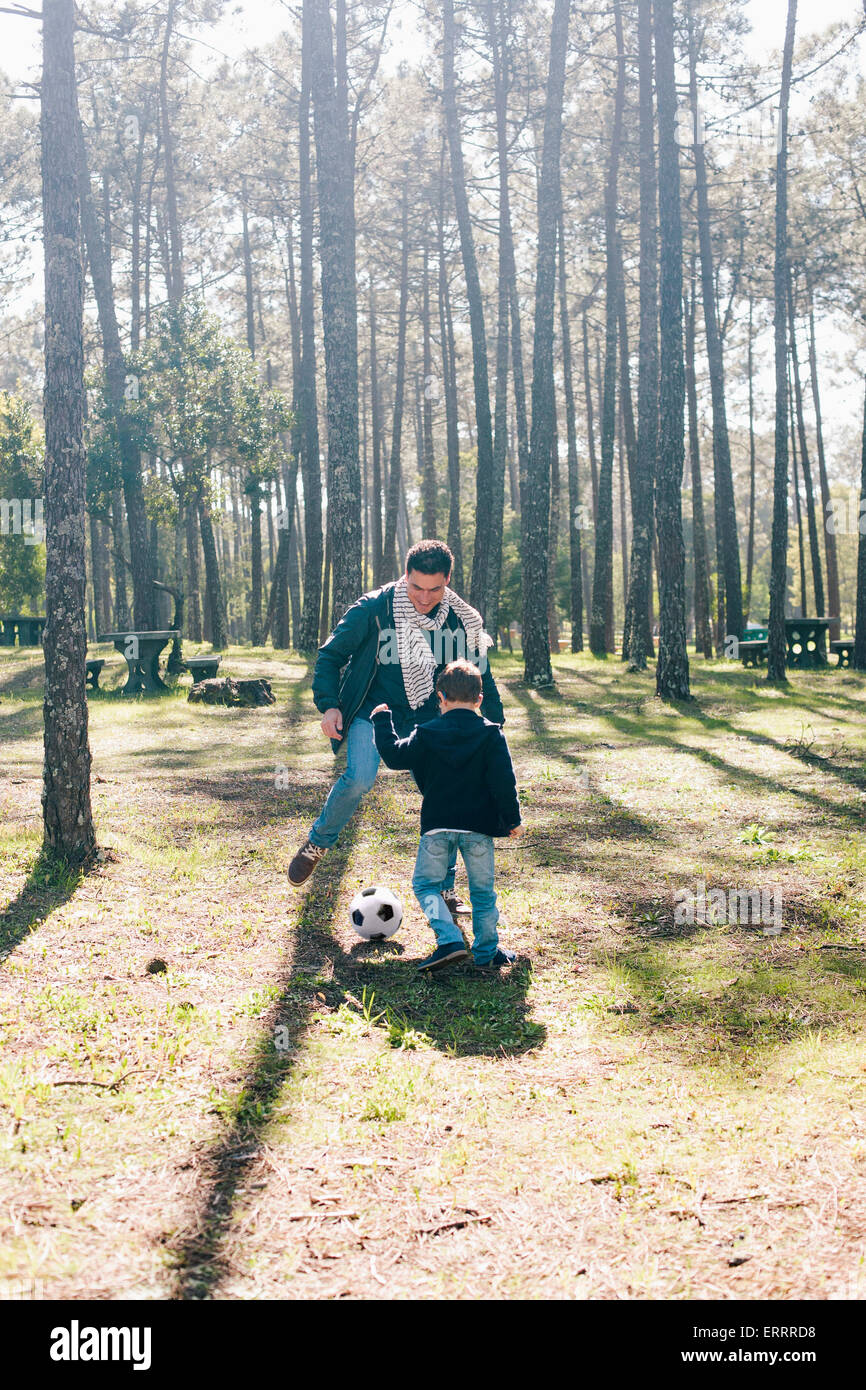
xmin=96 ymin=296 xmax=292 ymax=509
xmin=0 ymin=392 xmax=45 ymax=613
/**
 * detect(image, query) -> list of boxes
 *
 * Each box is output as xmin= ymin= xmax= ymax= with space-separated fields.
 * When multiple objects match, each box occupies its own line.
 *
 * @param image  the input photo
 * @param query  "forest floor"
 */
xmin=1 ymin=642 xmax=865 ymax=1300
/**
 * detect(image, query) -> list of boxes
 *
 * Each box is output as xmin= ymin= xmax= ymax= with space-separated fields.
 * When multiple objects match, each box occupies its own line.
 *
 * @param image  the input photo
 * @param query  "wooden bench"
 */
xmin=85 ymin=658 xmax=105 ymax=690
xmin=739 ymin=639 xmax=768 ymax=668
xmin=830 ymin=640 xmax=854 ymax=669
xmin=187 ymin=656 xmax=222 ymax=682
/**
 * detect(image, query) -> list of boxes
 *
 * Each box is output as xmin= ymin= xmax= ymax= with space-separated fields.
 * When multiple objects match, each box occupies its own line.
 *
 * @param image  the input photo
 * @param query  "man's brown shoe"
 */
xmin=442 ymin=889 xmax=470 ymax=919
xmin=288 ymin=839 xmax=328 ymax=887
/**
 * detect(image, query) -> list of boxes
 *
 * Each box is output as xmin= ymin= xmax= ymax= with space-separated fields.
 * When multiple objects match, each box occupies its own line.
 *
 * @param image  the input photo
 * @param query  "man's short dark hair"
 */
xmin=436 ymin=659 xmax=482 ymax=704
xmin=406 ymin=539 xmax=453 ymax=578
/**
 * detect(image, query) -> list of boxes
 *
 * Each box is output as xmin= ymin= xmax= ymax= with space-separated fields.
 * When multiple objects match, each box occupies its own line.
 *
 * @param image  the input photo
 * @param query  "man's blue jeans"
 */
xmin=308 ymin=717 xmax=457 ymax=892
xmin=412 ymin=830 xmax=501 ymax=965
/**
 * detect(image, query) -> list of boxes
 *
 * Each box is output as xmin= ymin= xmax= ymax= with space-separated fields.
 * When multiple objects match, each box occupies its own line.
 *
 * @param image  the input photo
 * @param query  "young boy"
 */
xmin=370 ymin=658 xmax=522 ymax=972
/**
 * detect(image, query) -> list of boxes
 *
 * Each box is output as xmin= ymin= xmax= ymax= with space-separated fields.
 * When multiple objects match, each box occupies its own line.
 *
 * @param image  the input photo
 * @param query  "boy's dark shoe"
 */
xmin=442 ymin=889 xmax=470 ymax=918
xmin=417 ymin=944 xmax=469 ymax=972
xmin=475 ymin=948 xmax=518 ymax=971
xmin=287 ymin=839 xmax=328 ymax=887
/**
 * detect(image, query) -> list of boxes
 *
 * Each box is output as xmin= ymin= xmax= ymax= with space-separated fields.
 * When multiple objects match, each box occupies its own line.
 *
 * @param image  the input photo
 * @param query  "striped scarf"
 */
xmin=392 ymin=576 xmax=492 ymax=710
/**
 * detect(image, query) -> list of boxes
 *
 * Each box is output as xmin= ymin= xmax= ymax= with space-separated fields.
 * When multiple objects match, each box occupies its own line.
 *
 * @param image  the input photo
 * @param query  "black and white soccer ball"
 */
xmin=349 ymin=885 xmax=403 ymax=940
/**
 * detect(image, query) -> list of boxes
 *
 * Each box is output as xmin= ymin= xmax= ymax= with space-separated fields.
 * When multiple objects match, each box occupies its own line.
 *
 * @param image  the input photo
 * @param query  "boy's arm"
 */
xmin=371 ymin=708 xmax=422 ymax=771
xmin=486 ymin=728 xmax=521 ymax=830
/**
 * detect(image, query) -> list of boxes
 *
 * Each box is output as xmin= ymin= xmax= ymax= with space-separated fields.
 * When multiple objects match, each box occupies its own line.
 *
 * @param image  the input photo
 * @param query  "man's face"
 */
xmin=406 ymin=567 xmax=449 ymax=615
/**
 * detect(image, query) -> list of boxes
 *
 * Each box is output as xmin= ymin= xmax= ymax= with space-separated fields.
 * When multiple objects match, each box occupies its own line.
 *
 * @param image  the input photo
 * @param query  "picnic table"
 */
xmin=0 ymin=615 xmax=46 ymax=646
xmin=785 ymin=617 xmax=835 ymax=669
xmin=98 ymin=630 xmax=179 ymax=695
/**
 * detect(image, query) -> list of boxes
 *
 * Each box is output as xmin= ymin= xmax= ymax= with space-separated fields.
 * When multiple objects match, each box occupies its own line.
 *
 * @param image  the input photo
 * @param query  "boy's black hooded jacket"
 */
xmin=372 ymin=707 xmax=520 ymax=838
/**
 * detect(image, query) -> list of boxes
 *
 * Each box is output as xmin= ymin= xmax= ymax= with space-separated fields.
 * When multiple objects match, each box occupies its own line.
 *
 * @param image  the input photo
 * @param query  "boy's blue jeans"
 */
xmin=308 ymin=717 xmax=457 ymax=892
xmin=412 ymin=829 xmax=501 ymax=965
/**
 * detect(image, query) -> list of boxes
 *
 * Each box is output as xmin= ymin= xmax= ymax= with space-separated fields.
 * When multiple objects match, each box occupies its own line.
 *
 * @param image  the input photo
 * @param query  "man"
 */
xmin=287 ymin=539 xmax=506 ymax=918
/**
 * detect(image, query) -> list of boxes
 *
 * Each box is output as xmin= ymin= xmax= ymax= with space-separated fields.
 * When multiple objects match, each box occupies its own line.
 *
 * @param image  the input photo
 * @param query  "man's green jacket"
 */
xmin=311 ymin=581 xmax=505 ymax=752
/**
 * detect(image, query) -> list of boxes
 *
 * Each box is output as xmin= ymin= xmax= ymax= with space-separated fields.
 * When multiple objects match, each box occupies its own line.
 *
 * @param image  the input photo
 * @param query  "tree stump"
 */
xmin=187 ymin=677 xmax=276 ymax=707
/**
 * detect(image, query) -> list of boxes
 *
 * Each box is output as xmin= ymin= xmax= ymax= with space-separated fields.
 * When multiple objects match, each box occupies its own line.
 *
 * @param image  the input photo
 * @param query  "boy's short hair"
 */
xmin=406 ymin=539 xmax=453 ymax=578
xmin=436 ymin=659 xmax=483 ymax=704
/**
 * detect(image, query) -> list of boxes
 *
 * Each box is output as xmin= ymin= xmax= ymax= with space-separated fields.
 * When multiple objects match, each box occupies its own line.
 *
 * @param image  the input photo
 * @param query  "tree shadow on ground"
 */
xmin=583 ymin=925 xmax=866 ymax=1061
xmin=167 ymin=819 xmax=359 ymax=1301
xmin=167 ymin=808 xmax=544 ymax=1299
xmin=0 ymin=852 xmax=88 ymax=966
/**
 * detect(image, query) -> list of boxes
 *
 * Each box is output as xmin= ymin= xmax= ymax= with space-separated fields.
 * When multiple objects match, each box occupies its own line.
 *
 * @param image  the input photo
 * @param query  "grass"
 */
xmin=1 ymin=643 xmax=865 ymax=1299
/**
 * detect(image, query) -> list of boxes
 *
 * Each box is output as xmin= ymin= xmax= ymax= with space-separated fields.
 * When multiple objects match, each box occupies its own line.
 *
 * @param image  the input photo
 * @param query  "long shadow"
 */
xmin=168 ymin=817 xmax=360 ymax=1301
xmin=506 ymin=683 xmax=668 ymax=860
xmin=0 ymin=852 xmax=87 ymax=966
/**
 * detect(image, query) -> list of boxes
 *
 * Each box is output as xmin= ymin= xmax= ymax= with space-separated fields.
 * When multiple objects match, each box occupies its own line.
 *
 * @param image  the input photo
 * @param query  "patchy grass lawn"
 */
xmin=1 ymin=643 xmax=865 ymax=1300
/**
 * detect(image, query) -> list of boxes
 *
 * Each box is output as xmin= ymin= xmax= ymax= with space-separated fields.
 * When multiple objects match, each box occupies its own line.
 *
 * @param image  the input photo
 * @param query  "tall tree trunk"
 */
xmin=745 ymin=293 xmax=757 ymax=618
xmin=437 ymin=188 xmax=464 ymax=591
xmin=623 ymin=0 xmax=658 ymax=670
xmin=582 ymin=313 xmax=599 ymax=522
xmin=110 ymin=492 xmax=131 ymax=630
xmin=589 ymin=0 xmax=624 ymax=658
xmin=485 ymin=0 xmax=514 ymax=637
xmin=184 ymin=502 xmax=202 ymax=642
xmin=309 ymin=0 xmax=362 ymax=624
xmin=790 ymin=369 xmax=807 ymax=617
xmin=74 ymin=114 xmax=154 ymax=628
xmin=788 ymin=270 xmax=824 ymax=623
xmin=382 ymin=167 xmax=410 ymax=580
xmin=369 ymin=283 xmax=384 ymax=585
xmin=443 ymin=0 xmax=495 ymax=616
xmin=41 ymin=0 xmax=95 ymax=864
xmin=297 ymin=0 xmax=324 ymax=648
xmin=685 ymin=267 xmax=713 ymax=657
xmin=807 ymin=280 xmax=840 ymax=638
xmin=853 ymin=380 xmax=866 ymax=669
xmin=767 ymin=0 xmax=798 ymax=683
xmin=557 ymin=209 xmax=583 ymax=652
xmin=617 ymin=407 xmax=628 ymax=617
xmin=688 ymin=4 xmax=743 ymax=641
xmin=420 ymin=245 xmax=438 ymax=541
xmin=522 ymin=0 xmax=570 ymax=685
xmin=159 ymin=0 xmax=184 ymax=305
xmin=654 ymin=0 xmax=690 ymax=699
xmin=198 ymin=487 xmax=227 ymax=650
xmin=241 ymin=177 xmax=264 ymax=644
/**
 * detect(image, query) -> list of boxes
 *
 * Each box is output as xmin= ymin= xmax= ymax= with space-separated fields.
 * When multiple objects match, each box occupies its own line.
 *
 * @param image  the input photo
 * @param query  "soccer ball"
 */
xmin=349 ymin=885 xmax=403 ymax=940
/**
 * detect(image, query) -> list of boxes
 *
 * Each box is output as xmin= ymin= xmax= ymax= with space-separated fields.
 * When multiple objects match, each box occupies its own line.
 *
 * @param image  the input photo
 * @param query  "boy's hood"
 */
xmin=419 ymin=710 xmax=496 ymax=767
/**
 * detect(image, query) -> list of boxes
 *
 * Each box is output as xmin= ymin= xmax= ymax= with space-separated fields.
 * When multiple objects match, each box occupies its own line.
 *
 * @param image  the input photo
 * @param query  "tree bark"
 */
xmin=767 ymin=0 xmax=798 ymax=683
xmin=198 ymin=487 xmax=227 ymax=650
xmin=420 ymin=245 xmax=438 ymax=540
xmin=382 ymin=166 xmax=410 ymax=580
xmin=653 ymin=0 xmax=690 ymax=699
xmin=557 ymin=208 xmax=583 ymax=651
xmin=745 ymin=294 xmax=757 ymax=619
xmin=623 ymin=0 xmax=658 ymax=670
xmin=807 ymin=280 xmax=840 ymax=639
xmin=309 ymin=0 xmax=362 ymax=625
xmin=368 ymin=282 xmax=384 ymax=585
xmin=685 ymin=266 xmax=713 ymax=657
xmin=40 ymin=0 xmax=95 ymax=864
xmin=688 ymin=5 xmax=743 ymax=642
xmin=74 ymin=114 xmax=154 ymax=629
xmin=442 ymin=0 xmax=495 ymax=617
xmin=437 ymin=185 xmax=464 ymax=592
xmin=788 ymin=270 xmax=824 ymax=625
xmin=589 ymin=0 xmax=624 ymax=658
xmin=522 ymin=0 xmax=570 ymax=685
xmin=853 ymin=379 xmax=866 ymax=670
xmin=296 ymin=0 xmax=323 ymax=648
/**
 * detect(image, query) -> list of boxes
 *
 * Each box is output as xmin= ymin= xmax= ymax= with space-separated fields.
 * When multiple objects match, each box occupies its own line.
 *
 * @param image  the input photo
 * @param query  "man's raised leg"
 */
xmin=288 ymin=718 xmax=380 ymax=886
